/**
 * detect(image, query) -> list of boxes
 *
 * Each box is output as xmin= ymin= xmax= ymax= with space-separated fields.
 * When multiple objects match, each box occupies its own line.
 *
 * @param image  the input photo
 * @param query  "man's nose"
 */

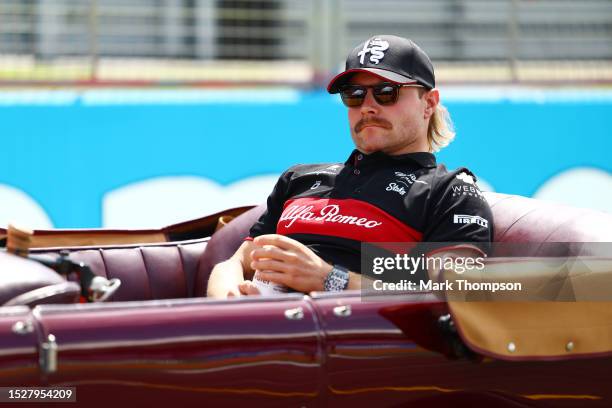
xmin=360 ymin=90 xmax=379 ymax=115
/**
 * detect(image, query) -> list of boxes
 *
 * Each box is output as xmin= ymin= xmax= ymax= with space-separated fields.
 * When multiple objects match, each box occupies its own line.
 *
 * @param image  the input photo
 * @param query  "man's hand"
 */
xmin=237 ymin=280 xmax=261 ymax=296
xmin=207 ymin=241 xmax=259 ymax=299
xmin=223 ymin=280 xmax=261 ymax=298
xmin=250 ymin=234 xmax=333 ymax=293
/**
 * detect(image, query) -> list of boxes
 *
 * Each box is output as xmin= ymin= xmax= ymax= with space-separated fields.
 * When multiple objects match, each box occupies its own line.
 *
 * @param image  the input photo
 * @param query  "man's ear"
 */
xmin=423 ymin=88 xmax=440 ymax=119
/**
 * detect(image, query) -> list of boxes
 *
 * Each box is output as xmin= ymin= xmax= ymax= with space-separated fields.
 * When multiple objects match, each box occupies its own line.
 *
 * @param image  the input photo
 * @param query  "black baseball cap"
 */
xmin=327 ymin=35 xmax=435 ymax=93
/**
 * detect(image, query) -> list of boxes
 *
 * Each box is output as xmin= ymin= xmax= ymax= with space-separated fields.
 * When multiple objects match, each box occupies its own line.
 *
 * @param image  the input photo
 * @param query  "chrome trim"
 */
xmin=284 ymin=307 xmax=304 ymax=320
xmin=40 ymin=334 xmax=58 ymax=374
xmin=333 ymin=304 xmax=352 ymax=318
xmin=11 ymin=320 xmax=34 ymax=335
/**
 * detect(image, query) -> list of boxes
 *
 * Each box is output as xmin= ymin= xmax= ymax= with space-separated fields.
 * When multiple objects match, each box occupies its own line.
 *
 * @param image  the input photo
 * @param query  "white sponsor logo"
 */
xmin=453 ymin=214 xmax=489 ymax=228
xmin=357 ymin=38 xmax=390 ymax=65
xmin=280 ymin=204 xmax=383 ymax=229
xmin=310 ymin=180 xmax=321 ymax=190
xmin=394 ymin=171 xmax=427 ymax=187
xmin=452 ymin=185 xmax=485 ymax=200
xmin=453 ymin=172 xmax=485 ymax=200
xmin=451 ymin=184 xmax=484 ymax=197
xmin=386 ymin=182 xmax=406 ymax=196
xmin=456 ymin=172 xmax=475 ymax=185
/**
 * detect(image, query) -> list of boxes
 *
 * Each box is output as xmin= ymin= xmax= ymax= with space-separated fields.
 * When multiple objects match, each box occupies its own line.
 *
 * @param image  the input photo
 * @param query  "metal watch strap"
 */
xmin=324 ymin=264 xmax=350 ymax=292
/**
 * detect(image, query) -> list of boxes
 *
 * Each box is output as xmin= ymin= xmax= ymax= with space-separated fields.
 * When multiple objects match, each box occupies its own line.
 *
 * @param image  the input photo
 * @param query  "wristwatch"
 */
xmin=324 ymin=264 xmax=350 ymax=292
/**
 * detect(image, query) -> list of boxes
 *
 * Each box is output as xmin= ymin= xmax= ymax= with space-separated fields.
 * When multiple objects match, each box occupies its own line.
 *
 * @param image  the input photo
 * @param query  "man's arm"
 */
xmin=426 ymin=247 xmax=485 ymax=283
xmin=209 ymin=234 xmax=368 ymax=296
xmin=346 ymin=272 xmax=363 ymax=290
xmin=207 ymin=241 xmax=257 ymax=298
xmin=251 ymin=234 xmax=366 ymax=293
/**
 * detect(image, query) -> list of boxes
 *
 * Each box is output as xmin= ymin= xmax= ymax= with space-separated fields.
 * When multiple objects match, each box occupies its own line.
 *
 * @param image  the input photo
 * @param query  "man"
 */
xmin=207 ymin=35 xmax=493 ymax=298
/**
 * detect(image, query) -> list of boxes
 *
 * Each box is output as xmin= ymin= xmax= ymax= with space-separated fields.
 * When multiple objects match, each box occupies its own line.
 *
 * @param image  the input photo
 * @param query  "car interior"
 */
xmin=1 ymin=192 xmax=611 ymax=307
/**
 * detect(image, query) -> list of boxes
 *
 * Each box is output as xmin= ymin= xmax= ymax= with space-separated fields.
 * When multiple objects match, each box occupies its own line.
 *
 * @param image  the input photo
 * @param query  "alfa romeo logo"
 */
xmin=357 ymin=38 xmax=390 ymax=65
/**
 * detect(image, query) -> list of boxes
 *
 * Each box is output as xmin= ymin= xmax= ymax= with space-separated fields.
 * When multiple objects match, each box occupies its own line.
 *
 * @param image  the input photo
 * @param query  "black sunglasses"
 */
xmin=339 ymin=82 xmax=424 ymax=107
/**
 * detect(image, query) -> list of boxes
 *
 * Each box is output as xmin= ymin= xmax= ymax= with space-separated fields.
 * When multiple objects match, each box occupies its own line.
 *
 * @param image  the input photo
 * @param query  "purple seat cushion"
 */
xmin=5 ymin=281 xmax=80 ymax=307
xmin=0 ymin=252 xmax=66 ymax=305
xmin=195 ymin=205 xmax=266 ymax=297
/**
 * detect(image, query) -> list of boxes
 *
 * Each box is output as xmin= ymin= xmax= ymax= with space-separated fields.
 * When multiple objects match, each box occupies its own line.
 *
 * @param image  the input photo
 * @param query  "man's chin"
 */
xmin=356 ymin=136 xmax=386 ymax=152
xmin=355 ymin=143 xmax=382 ymax=154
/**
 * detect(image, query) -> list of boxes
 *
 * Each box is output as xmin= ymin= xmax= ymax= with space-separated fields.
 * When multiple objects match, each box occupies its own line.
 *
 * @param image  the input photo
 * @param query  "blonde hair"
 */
xmin=427 ymin=103 xmax=455 ymax=152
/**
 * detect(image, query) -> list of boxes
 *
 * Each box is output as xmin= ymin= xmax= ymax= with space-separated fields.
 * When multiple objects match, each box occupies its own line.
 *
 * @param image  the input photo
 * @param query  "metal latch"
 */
xmin=333 ymin=305 xmax=352 ymax=318
xmin=12 ymin=320 xmax=34 ymax=335
xmin=40 ymin=334 xmax=58 ymax=374
xmin=284 ymin=307 xmax=304 ymax=320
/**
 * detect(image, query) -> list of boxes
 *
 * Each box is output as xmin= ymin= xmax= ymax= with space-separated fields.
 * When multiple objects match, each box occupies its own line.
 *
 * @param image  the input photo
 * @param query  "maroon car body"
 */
xmin=1 ymin=193 xmax=612 ymax=407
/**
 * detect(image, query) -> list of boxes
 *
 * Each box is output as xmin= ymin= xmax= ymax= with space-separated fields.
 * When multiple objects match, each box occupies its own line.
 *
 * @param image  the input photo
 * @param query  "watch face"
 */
xmin=325 ymin=266 xmax=349 ymax=291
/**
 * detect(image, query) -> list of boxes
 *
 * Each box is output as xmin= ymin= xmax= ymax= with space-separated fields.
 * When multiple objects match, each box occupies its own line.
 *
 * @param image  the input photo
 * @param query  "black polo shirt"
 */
xmin=249 ymin=149 xmax=494 ymax=273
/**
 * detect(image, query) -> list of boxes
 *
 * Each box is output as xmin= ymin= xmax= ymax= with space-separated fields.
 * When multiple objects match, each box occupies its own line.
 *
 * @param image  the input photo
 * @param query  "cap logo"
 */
xmin=357 ymin=38 xmax=389 ymax=65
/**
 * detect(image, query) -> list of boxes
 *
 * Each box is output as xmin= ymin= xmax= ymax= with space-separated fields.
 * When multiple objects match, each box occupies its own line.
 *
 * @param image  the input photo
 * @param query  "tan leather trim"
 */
xmin=215 ymin=215 xmax=235 ymax=232
xmin=29 ymin=232 xmax=167 ymax=248
xmin=2 ymin=206 xmax=255 ymax=249
xmin=164 ymin=206 xmax=254 ymax=236
xmin=7 ymin=224 xmax=33 ymax=256
xmin=447 ymin=257 xmax=612 ymax=360
xmin=450 ymin=301 xmax=612 ymax=359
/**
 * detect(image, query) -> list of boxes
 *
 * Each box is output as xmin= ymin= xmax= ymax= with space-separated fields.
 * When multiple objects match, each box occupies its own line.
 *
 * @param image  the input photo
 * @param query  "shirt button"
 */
xmin=357 ymin=154 xmax=363 ymax=160
xmin=354 ymin=169 xmax=360 ymax=175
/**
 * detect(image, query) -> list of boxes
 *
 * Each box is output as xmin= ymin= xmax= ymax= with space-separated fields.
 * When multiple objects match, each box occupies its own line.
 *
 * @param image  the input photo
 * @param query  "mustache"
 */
xmin=355 ymin=117 xmax=392 ymax=133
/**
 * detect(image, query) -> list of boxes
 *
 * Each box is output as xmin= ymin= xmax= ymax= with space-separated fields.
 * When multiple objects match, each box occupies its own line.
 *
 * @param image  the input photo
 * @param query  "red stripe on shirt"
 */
xmin=276 ymin=197 xmax=422 ymax=243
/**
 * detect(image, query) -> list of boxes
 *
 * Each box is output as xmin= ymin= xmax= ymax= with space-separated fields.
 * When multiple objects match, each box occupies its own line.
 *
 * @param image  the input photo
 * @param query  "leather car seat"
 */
xmin=196 ymin=192 xmax=612 ymax=296
xmin=0 ymin=251 xmax=80 ymax=306
xmin=5 ymin=281 xmax=80 ymax=307
xmin=195 ymin=205 xmax=266 ymax=296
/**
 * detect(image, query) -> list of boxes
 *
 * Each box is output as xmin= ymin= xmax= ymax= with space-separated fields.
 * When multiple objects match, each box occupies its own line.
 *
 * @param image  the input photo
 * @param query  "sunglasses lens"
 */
xmin=373 ymin=84 xmax=398 ymax=105
xmin=339 ymin=83 xmax=402 ymax=107
xmin=340 ymin=86 xmax=366 ymax=107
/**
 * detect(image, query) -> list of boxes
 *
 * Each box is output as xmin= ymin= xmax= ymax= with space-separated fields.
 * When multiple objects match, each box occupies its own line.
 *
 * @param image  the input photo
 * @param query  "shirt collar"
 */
xmin=345 ymin=149 xmax=437 ymax=169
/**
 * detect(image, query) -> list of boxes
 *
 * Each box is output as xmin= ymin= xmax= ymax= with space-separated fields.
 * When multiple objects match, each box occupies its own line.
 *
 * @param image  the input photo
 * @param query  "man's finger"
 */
xmin=238 ymin=280 xmax=261 ymax=296
xmin=254 ymin=234 xmax=305 ymax=251
xmin=251 ymin=259 xmax=292 ymax=274
xmin=251 ymin=245 xmax=296 ymax=262
xmin=226 ymin=289 xmax=240 ymax=298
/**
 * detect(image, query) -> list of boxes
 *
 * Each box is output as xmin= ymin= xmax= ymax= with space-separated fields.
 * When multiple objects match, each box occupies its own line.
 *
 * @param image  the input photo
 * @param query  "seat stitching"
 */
xmin=488 ymin=194 xmax=514 ymax=210
xmin=488 ymin=195 xmax=519 ymax=241
xmin=99 ymin=248 xmax=109 ymax=279
xmin=497 ymin=206 xmax=539 ymax=242
xmin=176 ymin=244 xmax=190 ymax=298
xmin=539 ymin=208 xmax=591 ymax=244
xmin=139 ymin=247 xmax=154 ymax=300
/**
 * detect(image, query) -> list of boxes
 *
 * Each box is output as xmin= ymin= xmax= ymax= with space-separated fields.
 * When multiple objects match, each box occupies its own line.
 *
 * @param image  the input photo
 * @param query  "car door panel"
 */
xmin=35 ymin=296 xmax=322 ymax=407
xmin=312 ymin=291 xmax=612 ymax=407
xmin=0 ymin=306 xmax=39 ymax=386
